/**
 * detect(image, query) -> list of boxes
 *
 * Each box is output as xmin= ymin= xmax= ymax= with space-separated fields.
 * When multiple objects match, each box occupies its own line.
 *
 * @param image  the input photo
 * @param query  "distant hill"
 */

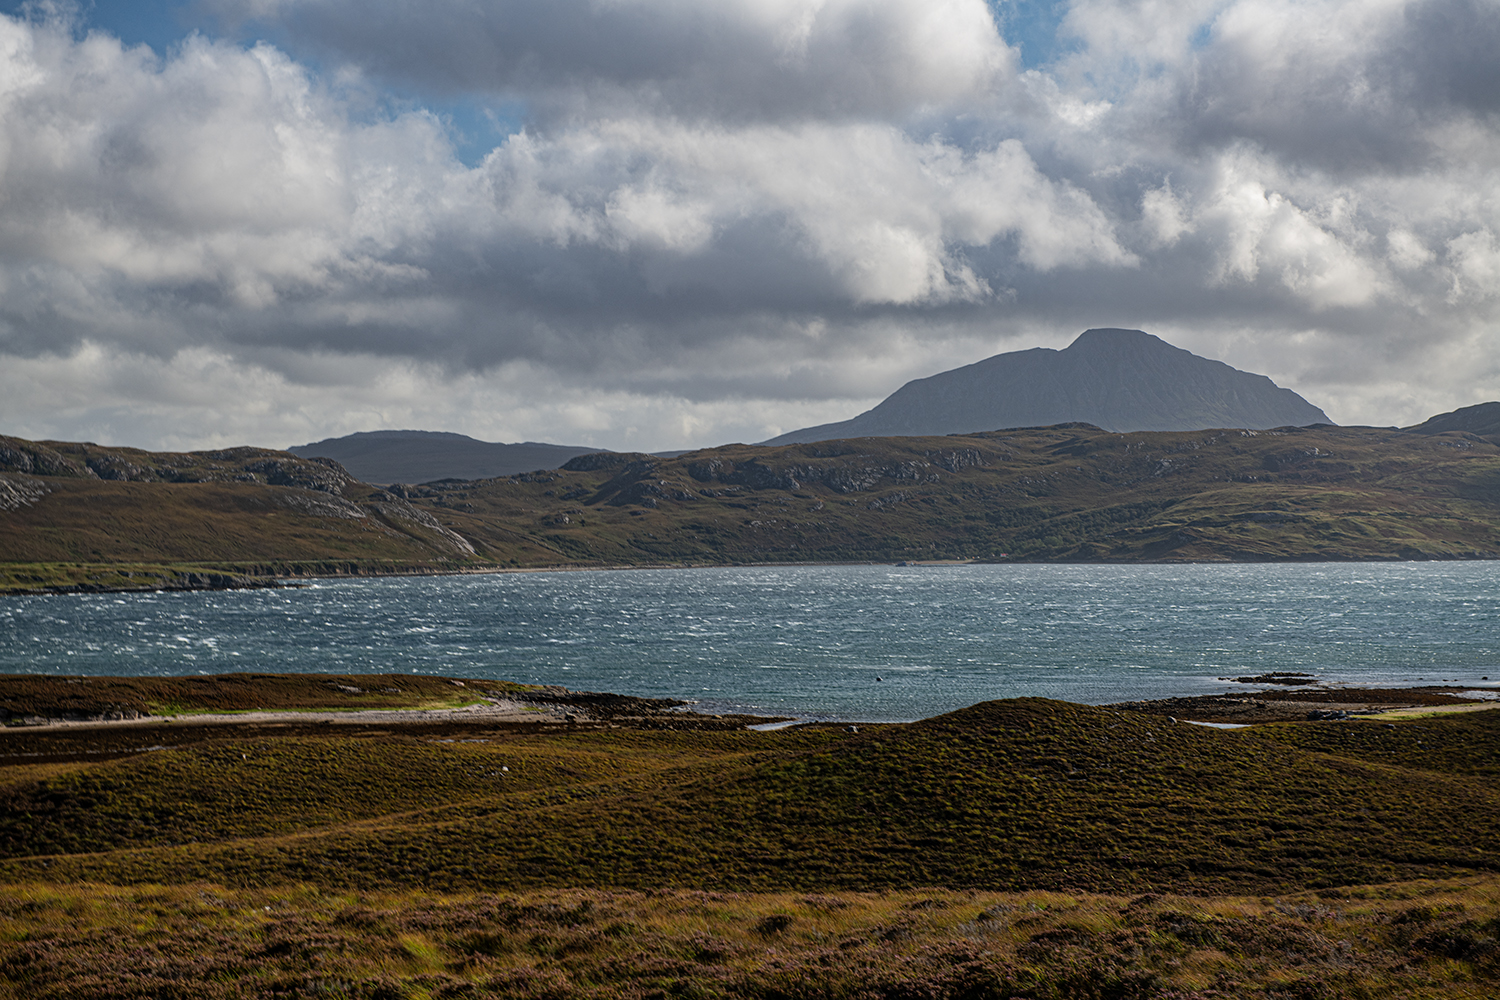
xmin=288 ymin=431 xmax=605 ymax=485
xmin=1407 ymin=401 xmax=1500 ymax=440
xmin=763 ymin=328 xmax=1331 ymax=445
xmin=7 ymin=415 xmax=1500 ymax=595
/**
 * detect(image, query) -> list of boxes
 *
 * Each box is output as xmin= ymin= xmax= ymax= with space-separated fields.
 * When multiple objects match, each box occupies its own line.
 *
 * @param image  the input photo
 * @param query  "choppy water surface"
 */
xmin=2 ymin=563 xmax=1496 ymax=721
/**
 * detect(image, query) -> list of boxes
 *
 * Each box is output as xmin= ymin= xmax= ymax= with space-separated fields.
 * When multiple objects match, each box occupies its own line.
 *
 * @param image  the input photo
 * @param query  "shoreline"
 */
xmin=0 ymin=675 xmax=790 ymax=748
xmin=0 ymin=560 xmax=932 ymax=598
xmin=1107 ymin=684 xmax=1498 ymax=724
xmin=8 ymin=552 xmax=1499 ymax=598
xmin=2 ymin=675 xmax=1492 ymax=737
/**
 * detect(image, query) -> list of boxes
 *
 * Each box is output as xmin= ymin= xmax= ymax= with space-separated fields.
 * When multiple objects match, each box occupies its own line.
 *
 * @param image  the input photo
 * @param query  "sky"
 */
xmin=0 ymin=0 xmax=1496 ymax=453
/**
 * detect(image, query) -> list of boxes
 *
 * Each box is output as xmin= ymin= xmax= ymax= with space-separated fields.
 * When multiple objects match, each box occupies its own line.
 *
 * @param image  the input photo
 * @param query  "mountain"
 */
xmin=287 ymin=430 xmax=606 ymax=485
xmin=1407 ymin=401 xmax=1500 ymax=440
xmin=762 ymin=328 xmax=1331 ymax=445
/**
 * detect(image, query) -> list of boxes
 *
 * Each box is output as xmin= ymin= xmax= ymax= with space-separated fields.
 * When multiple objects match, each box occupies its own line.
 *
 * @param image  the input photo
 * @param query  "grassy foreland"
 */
xmin=4 ymin=422 xmax=1500 ymax=592
xmin=3 ymin=674 xmax=1500 ymax=995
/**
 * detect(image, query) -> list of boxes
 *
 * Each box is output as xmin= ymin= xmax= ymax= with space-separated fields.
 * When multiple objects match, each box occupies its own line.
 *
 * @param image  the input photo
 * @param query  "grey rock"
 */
xmin=0 ymin=474 xmax=49 ymax=511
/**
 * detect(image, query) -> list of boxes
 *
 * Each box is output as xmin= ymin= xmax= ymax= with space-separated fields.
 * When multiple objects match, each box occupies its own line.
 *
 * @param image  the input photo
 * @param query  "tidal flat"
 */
xmin=3 ymin=673 xmax=1500 ymax=996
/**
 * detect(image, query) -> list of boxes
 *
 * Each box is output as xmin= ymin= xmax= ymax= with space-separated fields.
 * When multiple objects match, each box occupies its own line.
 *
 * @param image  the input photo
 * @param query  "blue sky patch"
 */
xmin=989 ymin=0 xmax=1079 ymax=69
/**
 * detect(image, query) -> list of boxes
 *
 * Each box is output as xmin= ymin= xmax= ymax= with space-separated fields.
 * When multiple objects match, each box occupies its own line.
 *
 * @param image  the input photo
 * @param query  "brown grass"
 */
xmin=5 ymin=681 xmax=1500 ymax=994
xmin=3 ymin=878 xmax=1500 ymax=998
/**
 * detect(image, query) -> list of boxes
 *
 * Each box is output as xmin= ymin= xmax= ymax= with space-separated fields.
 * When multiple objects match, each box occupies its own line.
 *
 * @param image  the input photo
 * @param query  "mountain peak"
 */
xmin=762 ymin=329 xmax=1331 ymax=445
xmin=1069 ymin=326 xmax=1163 ymax=346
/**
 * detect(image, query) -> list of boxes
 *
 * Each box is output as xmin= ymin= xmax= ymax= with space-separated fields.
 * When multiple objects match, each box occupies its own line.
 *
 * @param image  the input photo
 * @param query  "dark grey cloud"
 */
xmin=216 ymin=0 xmax=1015 ymax=123
xmin=1137 ymin=0 xmax=1500 ymax=173
xmin=0 ymin=0 xmax=1497 ymax=452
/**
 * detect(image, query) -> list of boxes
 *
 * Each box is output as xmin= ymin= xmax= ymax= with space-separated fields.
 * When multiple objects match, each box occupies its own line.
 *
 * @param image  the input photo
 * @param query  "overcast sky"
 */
xmin=0 ymin=0 xmax=1496 ymax=452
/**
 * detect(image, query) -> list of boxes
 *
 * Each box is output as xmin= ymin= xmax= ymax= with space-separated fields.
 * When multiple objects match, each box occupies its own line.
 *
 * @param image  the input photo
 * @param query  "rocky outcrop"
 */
xmin=582 ymin=445 xmax=989 ymax=508
xmin=244 ymin=456 xmax=352 ymax=493
xmin=273 ymin=489 xmax=368 ymax=519
xmin=562 ymin=452 xmax=654 ymax=473
xmin=0 ymin=474 xmax=49 ymax=511
xmin=0 ymin=436 xmax=359 ymax=491
xmin=366 ymin=494 xmax=478 ymax=555
xmin=687 ymin=450 xmax=969 ymax=494
xmin=10 ymin=569 xmax=284 ymax=597
xmin=0 ymin=439 xmax=97 ymax=478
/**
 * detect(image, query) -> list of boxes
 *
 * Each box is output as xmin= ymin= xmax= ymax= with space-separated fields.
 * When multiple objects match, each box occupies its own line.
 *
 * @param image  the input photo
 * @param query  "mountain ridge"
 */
xmin=288 ymin=430 xmax=605 ymax=485
xmin=1408 ymin=401 xmax=1500 ymax=440
xmin=764 ymin=328 xmax=1331 ymax=445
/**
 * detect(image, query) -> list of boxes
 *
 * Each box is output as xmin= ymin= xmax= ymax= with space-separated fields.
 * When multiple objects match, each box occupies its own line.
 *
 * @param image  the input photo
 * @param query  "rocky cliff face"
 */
xmin=763 ymin=329 xmax=1331 ymax=445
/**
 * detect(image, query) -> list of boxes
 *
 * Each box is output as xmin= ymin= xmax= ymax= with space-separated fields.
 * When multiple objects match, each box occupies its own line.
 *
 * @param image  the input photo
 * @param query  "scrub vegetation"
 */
xmin=5 ymin=878 xmax=1500 ymax=999
xmin=4 ymin=422 xmax=1500 ymax=592
xmin=3 ymin=676 xmax=1500 ymax=995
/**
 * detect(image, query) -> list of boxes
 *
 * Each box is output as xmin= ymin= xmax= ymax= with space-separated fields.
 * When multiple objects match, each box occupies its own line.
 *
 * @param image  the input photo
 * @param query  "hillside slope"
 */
xmin=1408 ymin=401 xmax=1500 ymax=441
xmin=0 ymin=436 xmax=511 ymax=591
xmin=397 ymin=423 xmax=1500 ymax=567
xmin=765 ymin=328 xmax=1330 ymax=444
xmin=4 ymin=422 xmax=1500 ymax=592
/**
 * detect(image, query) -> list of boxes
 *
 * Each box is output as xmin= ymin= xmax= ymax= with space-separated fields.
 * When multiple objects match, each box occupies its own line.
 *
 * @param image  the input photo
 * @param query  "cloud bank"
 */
xmin=1 ymin=0 xmax=1497 ymax=451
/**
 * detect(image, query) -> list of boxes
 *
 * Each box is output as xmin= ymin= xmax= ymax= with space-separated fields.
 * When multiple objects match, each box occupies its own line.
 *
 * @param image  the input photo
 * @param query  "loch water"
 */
xmin=2 ymin=562 xmax=1497 ymax=722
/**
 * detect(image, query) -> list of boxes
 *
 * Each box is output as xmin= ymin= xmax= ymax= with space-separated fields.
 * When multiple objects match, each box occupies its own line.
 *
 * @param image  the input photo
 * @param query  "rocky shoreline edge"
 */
xmin=3 ymin=670 xmax=1495 ymax=738
xmin=0 ymin=673 xmax=787 ymax=744
xmin=1108 ymin=684 xmax=1496 ymax=724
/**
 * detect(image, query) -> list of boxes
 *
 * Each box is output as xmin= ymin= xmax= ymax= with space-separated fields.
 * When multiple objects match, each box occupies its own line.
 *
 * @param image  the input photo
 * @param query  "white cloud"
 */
xmin=1189 ymin=150 xmax=1383 ymax=309
xmin=1446 ymin=230 xmax=1500 ymax=302
xmin=0 ymin=340 xmax=888 ymax=452
xmin=2 ymin=0 xmax=1500 ymax=451
xmin=1140 ymin=183 xmax=1189 ymax=247
xmin=1387 ymin=229 xmax=1435 ymax=271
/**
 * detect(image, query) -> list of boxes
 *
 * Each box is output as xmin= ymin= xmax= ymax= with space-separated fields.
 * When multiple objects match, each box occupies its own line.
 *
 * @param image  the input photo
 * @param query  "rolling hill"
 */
xmin=5 ymin=676 xmax=1500 ymax=998
xmin=4 ymin=693 xmax=1499 ymax=896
